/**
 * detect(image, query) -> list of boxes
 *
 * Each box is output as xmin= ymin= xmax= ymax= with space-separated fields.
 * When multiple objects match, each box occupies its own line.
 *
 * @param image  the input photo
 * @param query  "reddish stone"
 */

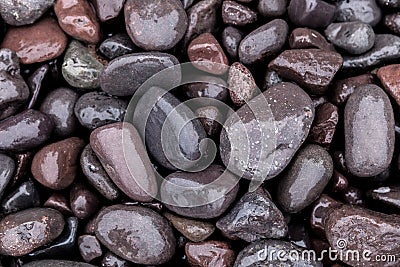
xmin=185 ymin=241 xmax=235 ymax=267
xmin=377 ymin=64 xmax=400 ymax=107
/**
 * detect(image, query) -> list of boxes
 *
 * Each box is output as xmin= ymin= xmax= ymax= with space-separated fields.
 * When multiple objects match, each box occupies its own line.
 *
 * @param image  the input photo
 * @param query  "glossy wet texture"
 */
xmin=98 ymin=34 xmax=136 ymax=60
xmin=70 ymin=183 xmax=99 ymax=220
xmin=336 ymin=0 xmax=382 ymax=26
xmin=95 ymin=205 xmax=176 ymax=265
xmin=377 ymin=64 xmax=400 ymax=107
xmin=289 ymin=28 xmax=334 ymax=51
xmin=185 ymin=241 xmax=235 ymax=267
xmin=1 ymin=180 xmax=40 ymax=214
xmin=0 ymin=0 xmax=54 ymax=26
xmin=288 ymin=0 xmax=336 ymax=28
xmin=93 ymin=0 xmax=125 ymax=22
xmin=222 ymin=1 xmax=257 ymax=27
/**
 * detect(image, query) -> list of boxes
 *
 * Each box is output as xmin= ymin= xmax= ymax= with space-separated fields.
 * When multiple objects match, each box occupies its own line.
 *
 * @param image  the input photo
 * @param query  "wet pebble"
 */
xmin=377 ymin=64 xmax=400 ymax=107
xmin=62 ymin=41 xmax=104 ymax=90
xmin=325 ymin=205 xmax=400 ymax=267
xmin=0 ymin=109 xmax=54 ymax=152
xmin=23 ymin=260 xmax=95 ymax=267
xmin=221 ymin=26 xmax=243 ymax=60
xmin=310 ymin=194 xmax=342 ymax=238
xmin=228 ymin=62 xmax=257 ymax=106
xmin=188 ymin=33 xmax=229 ymax=75
xmin=100 ymin=52 xmax=180 ymax=96
xmin=308 ymin=102 xmax=339 ymax=146
xmin=331 ymin=74 xmax=375 ymax=106
xmin=343 ymin=34 xmax=400 ymax=69
xmin=1 ymin=180 xmax=40 ymax=214
xmin=331 ymin=170 xmax=349 ymax=193
xmin=384 ymin=13 xmax=400 ymax=35
xmin=367 ymin=185 xmax=400 ymax=209
xmin=263 ymin=69 xmax=283 ymax=90
xmin=258 ymin=0 xmax=287 ymax=17
xmin=344 ymin=84 xmax=395 ymax=177
xmin=1 ymin=18 xmax=68 ymax=64
xmin=378 ymin=0 xmax=400 ymax=8
xmin=341 ymin=186 xmax=365 ymax=206
xmin=195 ymin=106 xmax=223 ymax=137
xmin=98 ymin=34 xmax=136 ymax=60
xmin=0 ymin=208 xmax=65 ymax=256
xmin=93 ymin=0 xmax=125 ymax=22
xmin=269 ymin=49 xmax=343 ymax=95
xmin=222 ymin=1 xmax=257 ymax=26
xmin=160 ymin=165 xmax=239 ymax=219
xmin=217 ymin=188 xmax=288 ymax=242
xmin=74 ymin=92 xmax=127 ymax=130
xmin=336 ymin=0 xmax=382 ymax=26
xmin=27 ymin=64 xmax=50 ymax=109
xmin=70 ymin=183 xmax=100 ymax=220
xmin=234 ymin=239 xmax=322 ymax=267
xmin=0 ymin=0 xmax=54 ymax=26
xmin=39 ymin=87 xmax=79 ymax=137
xmin=31 ymin=137 xmax=85 ymax=190
xmin=90 ymin=123 xmax=158 ymax=202
xmin=164 ymin=212 xmax=215 ymax=242
xmin=220 ymin=82 xmax=314 ymax=181
xmin=101 ymin=252 xmax=133 ymax=267
xmin=133 ymin=87 xmax=208 ymax=170
xmin=0 ymin=49 xmax=29 ymax=120
xmin=80 ymin=144 xmax=120 ymax=201
xmin=325 ymin=22 xmax=375 ymax=55
xmin=44 ymin=193 xmax=72 ymax=215
xmin=95 ymin=205 xmax=176 ymax=265
xmin=124 ymin=0 xmax=188 ymax=51
xmin=78 ymin=235 xmax=102 ymax=262
xmin=238 ymin=19 xmax=288 ymax=65
xmin=182 ymin=75 xmax=228 ymax=102
xmin=288 ymin=0 xmax=336 ymax=28
xmin=185 ymin=241 xmax=235 ymax=267
xmin=289 ymin=28 xmax=334 ymax=51
xmin=54 ymin=0 xmax=101 ymax=44
xmin=0 ymin=154 xmax=14 ymax=199
xmin=277 ymin=144 xmax=333 ymax=213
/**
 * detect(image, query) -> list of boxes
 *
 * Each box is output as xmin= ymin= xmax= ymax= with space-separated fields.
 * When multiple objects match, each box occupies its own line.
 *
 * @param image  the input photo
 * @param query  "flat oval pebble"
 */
xmin=188 ymin=33 xmax=229 ymax=75
xmin=133 ymin=86 xmax=207 ymax=170
xmin=288 ymin=0 xmax=336 ymax=28
xmin=39 ymin=87 xmax=79 ymax=137
xmin=80 ymin=144 xmax=120 ymax=200
xmin=62 ymin=41 xmax=104 ymax=90
xmin=228 ymin=62 xmax=257 ymax=107
xmin=0 ymin=208 xmax=65 ymax=256
xmin=0 ymin=0 xmax=54 ymax=26
xmin=74 ymin=92 xmax=127 ymax=130
xmin=124 ymin=0 xmax=188 ymax=51
xmin=258 ymin=0 xmax=287 ymax=17
xmin=220 ymin=82 xmax=314 ymax=181
xmin=234 ymin=239 xmax=322 ymax=267
xmin=160 ymin=165 xmax=239 ymax=219
xmin=100 ymin=52 xmax=180 ymax=96
xmin=95 ymin=205 xmax=176 ymax=265
xmin=0 ymin=49 xmax=29 ymax=120
xmin=0 ymin=109 xmax=54 ymax=152
xmin=336 ymin=0 xmax=382 ymax=26
xmin=164 ymin=212 xmax=215 ymax=242
xmin=325 ymin=205 xmax=400 ymax=267
xmin=31 ymin=137 xmax=85 ymax=190
xmin=0 ymin=154 xmax=14 ymax=199
xmin=269 ymin=49 xmax=343 ymax=95
xmin=277 ymin=144 xmax=333 ymax=213
xmin=93 ymin=0 xmax=125 ymax=22
xmin=23 ymin=260 xmax=95 ymax=267
xmin=98 ymin=34 xmax=136 ymax=60
xmin=345 ymin=84 xmax=395 ymax=177
xmin=1 ymin=18 xmax=67 ymax=64
xmin=221 ymin=26 xmax=243 ymax=59
xmin=289 ymin=28 xmax=334 ymax=51
xmin=377 ymin=64 xmax=400 ymax=107
xmin=239 ymin=19 xmax=288 ymax=65
xmin=216 ymin=188 xmax=288 ymax=242
xmin=325 ymin=22 xmax=375 ymax=55
xmin=54 ymin=0 xmax=101 ymax=44
xmin=185 ymin=241 xmax=235 ymax=267
xmin=90 ymin=122 xmax=158 ymax=202
xmin=222 ymin=1 xmax=257 ymax=26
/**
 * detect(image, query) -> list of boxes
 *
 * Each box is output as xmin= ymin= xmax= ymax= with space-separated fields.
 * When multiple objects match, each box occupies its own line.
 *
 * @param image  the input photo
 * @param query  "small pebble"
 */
xmin=308 ymin=102 xmax=339 ymax=146
xmin=0 ymin=154 xmax=15 ymax=199
xmin=331 ymin=74 xmax=375 ymax=106
xmin=289 ymin=28 xmax=335 ymax=51
xmin=228 ymin=62 xmax=257 ymax=106
xmin=70 ymin=183 xmax=100 ymax=220
xmin=310 ymin=194 xmax=342 ymax=238
xmin=384 ymin=13 xmax=400 ymax=35
xmin=221 ymin=26 xmax=243 ymax=60
xmin=78 ymin=235 xmax=102 ymax=262
xmin=367 ymin=185 xmax=400 ymax=209
xmin=1 ymin=180 xmax=40 ymax=214
xmin=101 ymin=252 xmax=133 ymax=267
xmin=98 ymin=34 xmax=136 ymax=60
xmin=92 ymin=0 xmax=125 ymax=22
xmin=185 ymin=241 xmax=235 ymax=267
xmin=377 ymin=64 xmax=400 ymax=107
xmin=222 ymin=1 xmax=257 ymax=26
xmin=44 ymin=193 xmax=72 ymax=215
xmin=258 ymin=0 xmax=287 ymax=17
xmin=288 ymin=0 xmax=336 ymax=28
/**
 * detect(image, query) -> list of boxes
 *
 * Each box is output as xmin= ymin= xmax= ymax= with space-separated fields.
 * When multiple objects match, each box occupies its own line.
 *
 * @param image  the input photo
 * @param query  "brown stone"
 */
xmin=188 ymin=33 xmax=229 ymax=75
xmin=377 ymin=64 xmax=400 ymax=108
xmin=54 ymin=0 xmax=101 ymax=44
xmin=1 ymin=18 xmax=67 ymax=64
xmin=308 ymin=102 xmax=339 ymax=146
xmin=228 ymin=62 xmax=257 ymax=107
xmin=92 ymin=0 xmax=125 ymax=22
xmin=31 ymin=137 xmax=85 ymax=190
xmin=185 ymin=241 xmax=235 ymax=267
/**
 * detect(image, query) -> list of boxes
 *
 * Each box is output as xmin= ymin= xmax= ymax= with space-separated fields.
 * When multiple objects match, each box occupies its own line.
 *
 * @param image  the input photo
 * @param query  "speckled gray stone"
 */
xmin=345 ymin=84 xmax=395 ymax=177
xmin=0 ymin=0 xmax=54 ymax=26
xmin=336 ymin=0 xmax=382 ymax=26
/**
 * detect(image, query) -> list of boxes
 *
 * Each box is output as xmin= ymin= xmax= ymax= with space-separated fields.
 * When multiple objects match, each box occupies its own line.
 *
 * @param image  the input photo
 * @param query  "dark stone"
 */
xmin=0 ymin=109 xmax=54 ymax=152
xmin=27 ymin=64 xmax=50 ymax=110
xmin=195 ymin=106 xmax=223 ymax=137
xmin=367 ymin=185 xmax=400 ymax=209
xmin=1 ymin=180 xmax=40 ymax=214
xmin=185 ymin=241 xmax=235 ymax=267
xmin=289 ymin=28 xmax=335 ymax=51
xmin=330 ymin=74 xmax=375 ymax=106
xmin=341 ymin=186 xmax=365 ymax=206
xmin=221 ymin=26 xmax=243 ymax=60
xmin=0 ymin=0 xmax=54 ymax=26
xmin=70 ymin=183 xmax=100 ymax=220
xmin=336 ymin=0 xmax=382 ymax=26
xmin=23 ymin=260 xmax=95 ymax=267
xmin=263 ymin=69 xmax=283 ymax=90
xmin=344 ymin=84 xmax=395 ymax=177
xmin=308 ymin=102 xmax=339 ymax=146
xmin=98 ymin=34 xmax=136 ymax=60
xmin=101 ymin=252 xmax=133 ymax=267
xmin=160 ymin=165 xmax=239 ymax=219
xmin=384 ymin=13 xmax=400 ymax=35
xmin=95 ymin=205 xmax=176 ymax=265
xmin=310 ymin=194 xmax=342 ymax=238
xmin=0 ymin=154 xmax=15 ymax=199
xmin=288 ymin=0 xmax=336 ymax=28
xmin=216 ymin=188 xmax=288 ymax=241
xmin=44 ymin=193 xmax=73 ymax=215
xmin=258 ymin=0 xmax=287 ymax=17
xmin=182 ymin=75 xmax=228 ymax=102
xmin=222 ymin=1 xmax=257 ymax=26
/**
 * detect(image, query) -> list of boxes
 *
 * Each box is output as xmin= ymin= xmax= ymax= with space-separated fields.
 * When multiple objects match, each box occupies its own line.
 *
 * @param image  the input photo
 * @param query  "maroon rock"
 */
xmin=44 ymin=193 xmax=72 ymax=215
xmin=330 ymin=74 xmax=375 ymax=106
xmin=185 ymin=241 xmax=235 ymax=267
xmin=289 ymin=28 xmax=335 ymax=51
xmin=228 ymin=62 xmax=257 ymax=107
xmin=70 ymin=183 xmax=100 ymax=220
xmin=377 ymin=64 xmax=400 ymax=108
xmin=308 ymin=102 xmax=339 ymax=146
